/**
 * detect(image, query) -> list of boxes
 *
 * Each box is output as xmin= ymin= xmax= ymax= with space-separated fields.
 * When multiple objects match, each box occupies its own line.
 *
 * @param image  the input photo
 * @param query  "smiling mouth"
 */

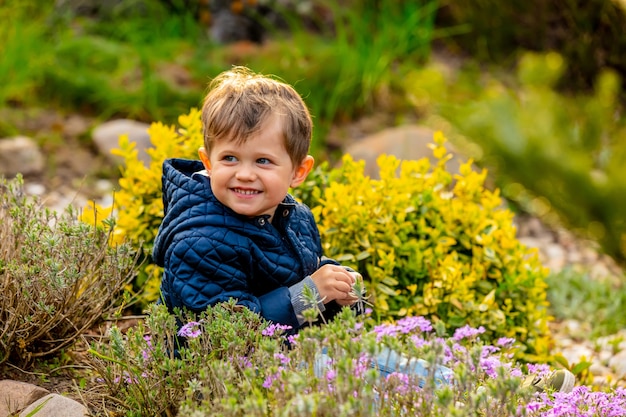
xmin=232 ymin=188 xmax=261 ymax=195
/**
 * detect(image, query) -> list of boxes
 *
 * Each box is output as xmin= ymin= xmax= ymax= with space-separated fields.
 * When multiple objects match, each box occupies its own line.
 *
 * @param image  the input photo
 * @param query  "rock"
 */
xmin=0 ymin=380 xmax=49 ymax=417
xmin=589 ymin=362 xmax=611 ymax=378
xmin=543 ymin=243 xmax=567 ymax=271
xmin=92 ymin=119 xmax=152 ymax=166
xmin=608 ymin=348 xmax=626 ymax=379
xmin=343 ymin=125 xmax=466 ymax=179
xmin=40 ymin=189 xmax=89 ymax=214
xmin=23 ymin=182 xmax=47 ymax=197
xmin=63 ymin=114 xmax=91 ymax=138
xmin=558 ymin=344 xmax=595 ymax=365
xmin=0 ymin=136 xmax=45 ymax=176
xmin=19 ymin=393 xmax=88 ymax=417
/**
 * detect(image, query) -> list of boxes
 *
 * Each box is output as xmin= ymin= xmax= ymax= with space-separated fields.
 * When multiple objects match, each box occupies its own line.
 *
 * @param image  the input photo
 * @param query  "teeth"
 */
xmin=234 ymin=188 xmax=260 ymax=195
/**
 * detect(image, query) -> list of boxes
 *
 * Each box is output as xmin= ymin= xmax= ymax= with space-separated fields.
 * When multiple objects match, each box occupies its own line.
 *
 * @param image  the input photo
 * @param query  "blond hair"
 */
xmin=201 ymin=66 xmax=313 ymax=166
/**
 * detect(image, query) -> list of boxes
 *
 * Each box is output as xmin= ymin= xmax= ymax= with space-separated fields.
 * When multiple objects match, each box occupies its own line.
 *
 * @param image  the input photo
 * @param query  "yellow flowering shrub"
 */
xmin=295 ymin=132 xmax=552 ymax=361
xmin=82 ymin=109 xmax=204 ymax=304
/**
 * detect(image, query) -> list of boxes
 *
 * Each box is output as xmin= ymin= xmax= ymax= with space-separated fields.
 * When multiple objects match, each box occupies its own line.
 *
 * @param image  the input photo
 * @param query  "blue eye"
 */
xmin=257 ymin=158 xmax=271 ymax=165
xmin=223 ymin=155 xmax=237 ymax=162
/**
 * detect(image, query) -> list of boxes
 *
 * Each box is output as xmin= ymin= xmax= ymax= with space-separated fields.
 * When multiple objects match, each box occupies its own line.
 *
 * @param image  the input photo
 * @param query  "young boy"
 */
xmin=152 ymin=66 xmax=574 ymax=393
xmin=153 ymin=66 xmax=358 ymax=333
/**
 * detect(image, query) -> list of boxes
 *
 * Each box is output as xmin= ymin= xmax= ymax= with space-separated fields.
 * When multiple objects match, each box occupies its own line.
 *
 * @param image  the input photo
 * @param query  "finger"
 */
xmin=336 ymin=295 xmax=357 ymax=306
xmin=334 ymin=269 xmax=356 ymax=286
xmin=333 ymin=280 xmax=352 ymax=294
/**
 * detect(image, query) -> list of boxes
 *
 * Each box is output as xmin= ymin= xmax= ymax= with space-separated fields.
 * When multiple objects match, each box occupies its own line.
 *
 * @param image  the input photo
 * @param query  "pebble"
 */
xmin=0 ymin=136 xmax=45 ymax=177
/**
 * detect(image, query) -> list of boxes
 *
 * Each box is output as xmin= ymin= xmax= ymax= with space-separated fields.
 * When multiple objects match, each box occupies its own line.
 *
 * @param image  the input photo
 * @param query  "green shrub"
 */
xmin=0 ymin=1 xmax=54 ymax=107
xmin=89 ymin=301 xmax=626 ymax=416
xmin=437 ymin=0 xmax=626 ymax=96
xmin=0 ymin=175 xmax=136 ymax=367
xmin=547 ymin=268 xmax=626 ymax=338
xmin=292 ymin=132 xmax=552 ymax=361
xmin=435 ymin=52 xmax=626 ymax=266
xmin=89 ymin=302 xmax=539 ymax=416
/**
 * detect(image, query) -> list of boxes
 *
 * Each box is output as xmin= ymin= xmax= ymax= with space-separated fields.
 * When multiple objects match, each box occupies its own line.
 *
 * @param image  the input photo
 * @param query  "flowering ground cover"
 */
xmin=87 ymin=301 xmax=626 ymax=416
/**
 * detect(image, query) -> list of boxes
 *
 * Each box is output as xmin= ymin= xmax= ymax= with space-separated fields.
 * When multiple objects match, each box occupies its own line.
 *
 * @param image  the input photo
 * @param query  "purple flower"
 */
xmin=524 ymin=386 xmax=626 ymax=416
xmin=396 ymin=316 xmax=433 ymax=333
xmin=479 ymin=355 xmax=502 ymax=379
xmin=262 ymin=374 xmax=277 ymax=388
xmin=496 ymin=337 xmax=516 ymax=347
xmin=262 ymin=323 xmax=292 ymax=337
xmin=385 ymin=372 xmax=413 ymax=395
xmin=452 ymin=325 xmax=485 ymax=341
xmin=287 ymin=333 xmax=299 ymax=345
xmin=236 ymin=355 xmax=253 ymax=369
xmin=178 ymin=321 xmax=202 ymax=338
xmin=326 ymin=369 xmax=336 ymax=381
xmin=112 ymin=371 xmax=141 ymax=385
xmin=353 ymin=353 xmax=371 ymax=378
xmin=373 ymin=323 xmax=400 ymax=341
xmin=141 ymin=335 xmax=153 ymax=361
xmin=410 ymin=334 xmax=427 ymax=348
xmin=274 ymin=352 xmax=290 ymax=365
xmin=526 ymin=363 xmax=551 ymax=377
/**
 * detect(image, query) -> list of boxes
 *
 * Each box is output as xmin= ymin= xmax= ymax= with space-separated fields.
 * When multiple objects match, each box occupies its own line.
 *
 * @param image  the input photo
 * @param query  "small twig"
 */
xmin=102 ymin=315 xmax=148 ymax=321
xmin=5 ymin=361 xmax=48 ymax=377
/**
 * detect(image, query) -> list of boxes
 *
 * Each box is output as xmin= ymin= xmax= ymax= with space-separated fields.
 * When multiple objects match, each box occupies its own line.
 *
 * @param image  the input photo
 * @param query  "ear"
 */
xmin=198 ymin=147 xmax=211 ymax=173
xmin=290 ymin=155 xmax=314 ymax=188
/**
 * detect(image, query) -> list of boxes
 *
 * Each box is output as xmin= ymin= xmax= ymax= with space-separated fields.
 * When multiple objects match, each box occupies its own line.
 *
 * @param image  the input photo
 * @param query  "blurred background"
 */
xmin=1 ymin=0 xmax=625 ymax=270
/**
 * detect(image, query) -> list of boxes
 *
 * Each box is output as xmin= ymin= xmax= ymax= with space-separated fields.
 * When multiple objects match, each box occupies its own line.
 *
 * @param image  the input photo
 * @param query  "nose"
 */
xmin=235 ymin=163 xmax=256 ymax=181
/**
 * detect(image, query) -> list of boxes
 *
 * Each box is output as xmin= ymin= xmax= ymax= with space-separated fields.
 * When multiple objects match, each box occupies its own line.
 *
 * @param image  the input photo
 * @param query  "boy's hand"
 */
xmin=311 ymin=264 xmax=358 ymax=306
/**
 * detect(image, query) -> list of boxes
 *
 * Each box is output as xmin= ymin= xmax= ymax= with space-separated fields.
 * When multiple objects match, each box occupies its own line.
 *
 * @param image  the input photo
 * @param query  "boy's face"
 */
xmin=199 ymin=115 xmax=313 ymax=222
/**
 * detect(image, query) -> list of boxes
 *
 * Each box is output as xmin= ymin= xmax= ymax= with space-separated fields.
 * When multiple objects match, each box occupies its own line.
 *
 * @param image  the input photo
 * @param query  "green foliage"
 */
xmin=547 ymin=268 xmax=626 ymax=338
xmin=0 ymin=0 xmax=438 ymax=147
xmin=89 ymin=302 xmax=545 ymax=416
xmin=0 ymin=1 xmax=54 ymax=107
xmin=88 ymin=301 xmax=269 ymax=416
xmin=436 ymin=52 xmax=626 ymax=266
xmin=0 ymin=175 xmax=136 ymax=367
xmin=265 ymin=0 xmax=438 ymax=143
xmin=0 ymin=0 xmax=206 ymax=122
xmin=438 ymin=0 xmax=626 ymax=95
xmin=293 ymin=132 xmax=552 ymax=362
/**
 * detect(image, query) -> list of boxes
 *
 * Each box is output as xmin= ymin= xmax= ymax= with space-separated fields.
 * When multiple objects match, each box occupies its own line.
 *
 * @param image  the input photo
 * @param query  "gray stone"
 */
xmin=343 ymin=125 xmax=466 ymax=179
xmin=92 ymin=119 xmax=152 ymax=166
xmin=0 ymin=136 xmax=45 ymax=177
xmin=19 ymin=394 xmax=88 ymax=417
xmin=0 ymin=380 xmax=49 ymax=417
xmin=608 ymin=348 xmax=626 ymax=379
xmin=558 ymin=344 xmax=594 ymax=366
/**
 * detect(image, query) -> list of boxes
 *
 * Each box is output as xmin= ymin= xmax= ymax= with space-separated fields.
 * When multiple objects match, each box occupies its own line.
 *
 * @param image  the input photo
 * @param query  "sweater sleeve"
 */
xmin=288 ymin=276 xmax=326 ymax=326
